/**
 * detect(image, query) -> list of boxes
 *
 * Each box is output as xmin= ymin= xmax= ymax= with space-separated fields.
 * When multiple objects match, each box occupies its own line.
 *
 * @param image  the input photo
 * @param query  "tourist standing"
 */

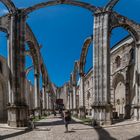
xmin=63 ymin=110 xmax=71 ymax=132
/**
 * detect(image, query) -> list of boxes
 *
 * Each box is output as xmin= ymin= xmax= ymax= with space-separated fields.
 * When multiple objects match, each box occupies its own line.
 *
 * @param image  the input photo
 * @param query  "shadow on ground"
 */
xmin=35 ymin=117 xmax=79 ymax=127
xmin=1 ymin=116 xmax=137 ymax=140
xmin=0 ymin=128 xmax=32 ymax=140
xmin=73 ymin=126 xmax=117 ymax=140
xmin=95 ymin=127 xmax=117 ymax=140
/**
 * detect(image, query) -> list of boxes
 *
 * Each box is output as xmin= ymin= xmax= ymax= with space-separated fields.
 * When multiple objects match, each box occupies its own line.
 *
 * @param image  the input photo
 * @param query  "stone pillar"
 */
xmin=70 ymin=91 xmax=73 ymax=110
xmin=42 ymin=84 xmax=46 ymax=115
xmin=7 ymin=11 xmax=28 ymax=127
xmin=92 ymin=12 xmax=112 ymax=125
xmin=46 ymin=92 xmax=50 ymax=115
xmin=8 ymin=15 xmax=14 ymax=104
xmin=49 ymin=95 xmax=53 ymax=111
xmin=7 ymin=34 xmax=12 ymax=104
xmin=133 ymin=43 xmax=140 ymax=120
xmin=79 ymin=73 xmax=86 ymax=118
xmin=46 ymin=92 xmax=49 ymax=110
xmin=73 ymin=85 xmax=77 ymax=115
xmin=137 ymin=43 xmax=140 ymax=121
xmin=46 ymin=92 xmax=49 ymax=114
xmin=34 ymin=73 xmax=40 ymax=117
xmin=67 ymin=93 xmax=70 ymax=110
xmin=125 ymin=76 xmax=131 ymax=119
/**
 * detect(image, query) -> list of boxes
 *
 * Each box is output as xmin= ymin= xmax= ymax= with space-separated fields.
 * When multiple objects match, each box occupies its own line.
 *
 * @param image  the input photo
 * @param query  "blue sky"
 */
xmin=0 ymin=0 xmax=140 ymax=87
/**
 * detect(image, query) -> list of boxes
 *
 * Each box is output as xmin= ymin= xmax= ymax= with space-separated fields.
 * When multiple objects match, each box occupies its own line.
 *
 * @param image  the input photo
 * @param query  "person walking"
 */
xmin=28 ymin=113 xmax=34 ymax=129
xmin=63 ymin=110 xmax=71 ymax=133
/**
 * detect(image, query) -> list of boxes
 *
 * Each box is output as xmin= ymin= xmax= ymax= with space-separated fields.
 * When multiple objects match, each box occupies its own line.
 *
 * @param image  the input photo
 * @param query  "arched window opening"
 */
xmin=115 ymin=56 xmax=121 ymax=68
xmin=25 ymin=43 xmax=34 ymax=85
xmin=0 ymin=32 xmax=7 ymax=58
xmin=110 ymin=27 xmax=129 ymax=48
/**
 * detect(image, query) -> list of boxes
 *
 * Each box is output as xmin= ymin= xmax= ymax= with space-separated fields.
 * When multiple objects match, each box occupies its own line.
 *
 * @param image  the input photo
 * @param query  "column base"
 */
xmin=7 ymin=104 xmax=28 ymax=127
xmin=34 ymin=108 xmax=41 ymax=118
xmin=133 ymin=105 xmax=140 ymax=121
xmin=42 ymin=109 xmax=47 ymax=116
xmin=92 ymin=103 xmax=112 ymax=126
xmin=72 ymin=109 xmax=78 ymax=117
xmin=79 ymin=106 xmax=86 ymax=119
xmin=124 ymin=105 xmax=131 ymax=119
xmin=45 ymin=109 xmax=51 ymax=116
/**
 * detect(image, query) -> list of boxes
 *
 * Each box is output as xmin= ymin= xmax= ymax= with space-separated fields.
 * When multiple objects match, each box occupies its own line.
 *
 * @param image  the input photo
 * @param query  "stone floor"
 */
xmin=0 ymin=115 xmax=140 ymax=140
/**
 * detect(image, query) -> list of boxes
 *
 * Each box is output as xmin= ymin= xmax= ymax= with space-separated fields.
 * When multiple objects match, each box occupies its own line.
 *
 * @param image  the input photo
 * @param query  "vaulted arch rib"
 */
xmin=24 ymin=0 xmax=100 ymax=15
xmin=79 ymin=35 xmax=93 ymax=74
xmin=104 ymin=0 xmax=119 ymax=11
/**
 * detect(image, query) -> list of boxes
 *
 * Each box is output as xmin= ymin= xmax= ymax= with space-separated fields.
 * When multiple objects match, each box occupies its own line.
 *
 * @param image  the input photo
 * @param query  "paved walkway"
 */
xmin=0 ymin=115 xmax=140 ymax=140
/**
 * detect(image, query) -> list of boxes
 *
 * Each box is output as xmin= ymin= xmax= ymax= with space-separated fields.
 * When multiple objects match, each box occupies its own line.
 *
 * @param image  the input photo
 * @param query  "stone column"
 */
xmin=138 ymin=44 xmax=140 ymax=120
xmin=46 ymin=92 xmax=50 ymax=115
xmin=70 ymin=90 xmax=73 ymax=110
xmin=49 ymin=95 xmax=53 ymax=111
xmin=42 ymin=84 xmax=46 ymax=115
xmin=68 ymin=94 xmax=70 ymax=110
xmin=133 ymin=43 xmax=140 ymax=120
xmin=92 ymin=12 xmax=112 ymax=125
xmin=8 ymin=15 xmax=14 ymax=104
xmin=79 ymin=73 xmax=86 ymax=118
xmin=7 ymin=10 xmax=28 ymax=127
xmin=7 ymin=34 xmax=12 ymax=104
xmin=110 ymin=76 xmax=116 ymax=119
xmin=34 ymin=73 xmax=40 ymax=117
xmin=46 ymin=92 xmax=48 ymax=109
xmin=73 ymin=85 xmax=77 ymax=115
xmin=46 ymin=92 xmax=49 ymax=110
xmin=125 ymin=72 xmax=131 ymax=119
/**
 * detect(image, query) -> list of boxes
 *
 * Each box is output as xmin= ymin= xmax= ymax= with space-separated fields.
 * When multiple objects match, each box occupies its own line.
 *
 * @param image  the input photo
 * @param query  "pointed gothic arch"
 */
xmin=104 ymin=0 xmax=119 ymax=11
xmin=79 ymin=35 xmax=93 ymax=75
xmin=109 ymin=12 xmax=140 ymax=42
xmin=24 ymin=0 xmax=100 ymax=15
xmin=26 ymin=24 xmax=40 ymax=74
xmin=72 ymin=61 xmax=79 ymax=86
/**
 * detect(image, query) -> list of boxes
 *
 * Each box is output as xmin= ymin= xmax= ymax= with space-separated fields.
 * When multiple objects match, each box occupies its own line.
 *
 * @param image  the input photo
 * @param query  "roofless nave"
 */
xmin=0 ymin=0 xmax=140 ymax=127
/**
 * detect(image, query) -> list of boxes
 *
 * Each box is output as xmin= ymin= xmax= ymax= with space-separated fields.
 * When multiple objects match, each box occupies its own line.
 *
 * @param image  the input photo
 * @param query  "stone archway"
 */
xmin=79 ymin=35 xmax=93 ymax=74
xmin=112 ymin=73 xmax=126 ymax=119
xmin=115 ymin=81 xmax=125 ymax=118
xmin=78 ymin=36 xmax=93 ymax=117
xmin=70 ymin=61 xmax=79 ymax=115
xmin=1 ymin=0 xmax=140 ymax=126
xmin=108 ymin=12 xmax=140 ymax=121
xmin=92 ymin=1 xmax=140 ymax=125
xmin=23 ymin=0 xmax=99 ymax=15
